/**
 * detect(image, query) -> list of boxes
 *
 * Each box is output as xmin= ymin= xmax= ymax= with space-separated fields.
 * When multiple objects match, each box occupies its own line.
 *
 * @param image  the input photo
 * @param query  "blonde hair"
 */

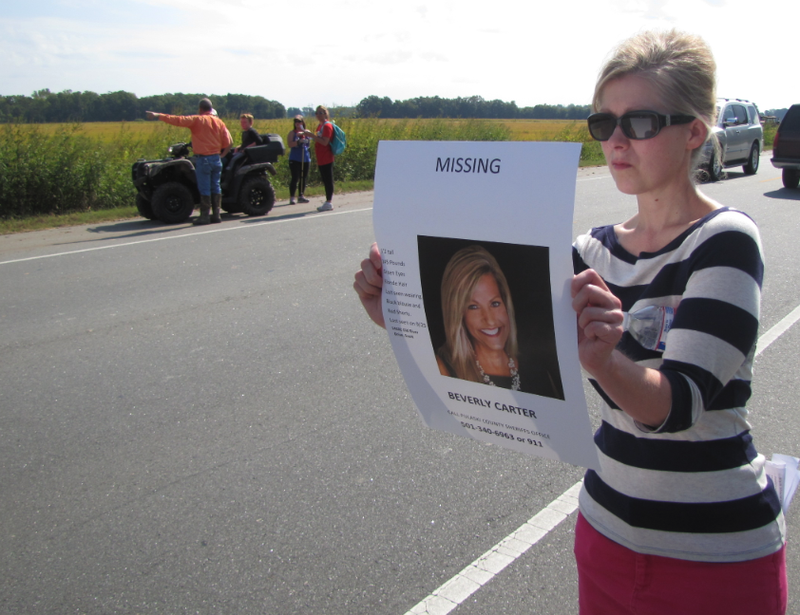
xmin=439 ymin=245 xmax=518 ymax=382
xmin=315 ymin=105 xmax=330 ymax=121
xmin=240 ymin=113 xmax=254 ymax=124
xmin=593 ymin=30 xmax=717 ymax=169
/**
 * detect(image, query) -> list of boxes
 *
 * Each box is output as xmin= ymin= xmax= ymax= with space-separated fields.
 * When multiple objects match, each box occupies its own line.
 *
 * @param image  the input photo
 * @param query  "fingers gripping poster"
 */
xmin=373 ymin=141 xmax=598 ymax=469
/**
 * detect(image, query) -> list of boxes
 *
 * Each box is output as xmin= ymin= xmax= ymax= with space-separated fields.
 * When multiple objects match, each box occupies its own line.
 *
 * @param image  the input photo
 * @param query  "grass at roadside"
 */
xmin=0 ymin=118 xmax=511 ymax=226
xmin=7 ymin=116 xmax=772 ymax=235
xmin=0 ymin=179 xmax=376 ymax=234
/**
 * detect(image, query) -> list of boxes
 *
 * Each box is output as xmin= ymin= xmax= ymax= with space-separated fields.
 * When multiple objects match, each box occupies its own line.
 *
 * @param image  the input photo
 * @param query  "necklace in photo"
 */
xmin=475 ymin=356 xmax=520 ymax=391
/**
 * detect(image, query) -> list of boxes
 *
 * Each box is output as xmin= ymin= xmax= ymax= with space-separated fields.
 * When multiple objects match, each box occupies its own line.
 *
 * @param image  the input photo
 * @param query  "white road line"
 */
xmin=6 ymin=193 xmax=796 ymax=615
xmin=403 ymin=307 xmax=800 ymax=615
xmin=756 ymin=304 xmax=800 ymax=355
xmin=405 ymin=482 xmax=582 ymax=615
xmin=3 ymin=178 xmax=616 ymax=267
xmin=2 ymin=174 xmax=612 ymax=267
xmin=0 ymin=206 xmax=373 ymax=266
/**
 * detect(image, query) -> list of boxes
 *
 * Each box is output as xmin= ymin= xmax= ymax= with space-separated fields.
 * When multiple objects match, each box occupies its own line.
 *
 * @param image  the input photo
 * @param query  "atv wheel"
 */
xmin=136 ymin=194 xmax=155 ymax=220
xmin=151 ymin=182 xmax=195 ymax=224
xmin=239 ymin=176 xmax=275 ymax=216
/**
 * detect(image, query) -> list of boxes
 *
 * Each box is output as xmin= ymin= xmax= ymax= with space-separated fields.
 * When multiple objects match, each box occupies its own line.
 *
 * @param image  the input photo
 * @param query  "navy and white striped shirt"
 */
xmin=573 ymin=207 xmax=785 ymax=562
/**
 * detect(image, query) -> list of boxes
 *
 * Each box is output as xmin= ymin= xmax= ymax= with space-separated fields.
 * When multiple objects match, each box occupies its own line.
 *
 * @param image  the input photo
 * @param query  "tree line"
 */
xmin=1 ymin=89 xmax=592 ymax=123
xmin=0 ymin=90 xmax=286 ymax=123
xmin=1 ymin=89 xmax=790 ymax=124
xmin=354 ymin=95 xmax=592 ymax=120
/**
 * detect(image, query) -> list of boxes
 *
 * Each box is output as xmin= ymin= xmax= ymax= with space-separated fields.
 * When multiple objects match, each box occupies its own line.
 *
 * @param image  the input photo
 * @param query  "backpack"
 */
xmin=327 ymin=121 xmax=347 ymax=156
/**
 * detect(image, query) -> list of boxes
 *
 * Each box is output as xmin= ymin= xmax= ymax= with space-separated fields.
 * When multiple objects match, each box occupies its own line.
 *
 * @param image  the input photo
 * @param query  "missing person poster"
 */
xmin=373 ymin=141 xmax=598 ymax=469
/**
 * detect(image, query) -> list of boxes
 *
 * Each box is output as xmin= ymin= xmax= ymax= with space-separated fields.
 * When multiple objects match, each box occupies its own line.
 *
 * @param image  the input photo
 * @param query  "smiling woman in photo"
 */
xmin=435 ymin=245 xmax=520 ymax=389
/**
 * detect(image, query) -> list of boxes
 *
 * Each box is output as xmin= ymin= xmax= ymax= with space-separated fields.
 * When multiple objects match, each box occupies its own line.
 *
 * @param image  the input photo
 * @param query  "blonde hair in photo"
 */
xmin=439 ymin=245 xmax=518 ymax=383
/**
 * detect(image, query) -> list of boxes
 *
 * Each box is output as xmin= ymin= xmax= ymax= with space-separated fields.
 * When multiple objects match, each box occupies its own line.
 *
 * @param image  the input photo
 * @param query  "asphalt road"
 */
xmin=1 ymin=156 xmax=799 ymax=615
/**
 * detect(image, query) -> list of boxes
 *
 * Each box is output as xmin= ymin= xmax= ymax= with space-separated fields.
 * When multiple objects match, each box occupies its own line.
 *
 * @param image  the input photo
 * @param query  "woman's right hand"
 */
xmin=353 ymin=242 xmax=385 ymax=328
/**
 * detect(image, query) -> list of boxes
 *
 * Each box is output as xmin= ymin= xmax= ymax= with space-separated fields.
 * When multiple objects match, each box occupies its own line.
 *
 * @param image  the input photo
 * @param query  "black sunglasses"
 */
xmin=587 ymin=110 xmax=695 ymax=141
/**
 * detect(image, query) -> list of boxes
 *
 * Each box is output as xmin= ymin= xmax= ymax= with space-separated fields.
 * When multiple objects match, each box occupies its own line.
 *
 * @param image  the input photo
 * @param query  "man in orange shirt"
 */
xmin=146 ymin=98 xmax=232 ymax=225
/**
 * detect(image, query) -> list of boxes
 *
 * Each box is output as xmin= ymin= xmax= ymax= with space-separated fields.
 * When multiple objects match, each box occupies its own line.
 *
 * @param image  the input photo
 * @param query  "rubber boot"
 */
xmin=210 ymin=193 xmax=222 ymax=224
xmin=193 ymin=195 xmax=211 ymax=225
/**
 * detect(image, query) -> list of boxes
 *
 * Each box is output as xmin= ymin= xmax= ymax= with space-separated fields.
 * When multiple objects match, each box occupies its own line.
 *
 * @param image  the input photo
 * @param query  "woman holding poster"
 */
xmin=568 ymin=29 xmax=786 ymax=615
xmin=355 ymin=29 xmax=786 ymax=615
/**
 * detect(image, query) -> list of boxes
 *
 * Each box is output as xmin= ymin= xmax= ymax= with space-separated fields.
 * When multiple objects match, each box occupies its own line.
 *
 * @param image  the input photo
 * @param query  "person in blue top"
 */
xmin=287 ymin=115 xmax=311 ymax=205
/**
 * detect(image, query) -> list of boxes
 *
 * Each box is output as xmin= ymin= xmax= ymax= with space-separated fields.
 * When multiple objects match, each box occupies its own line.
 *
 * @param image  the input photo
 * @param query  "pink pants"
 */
xmin=574 ymin=513 xmax=787 ymax=615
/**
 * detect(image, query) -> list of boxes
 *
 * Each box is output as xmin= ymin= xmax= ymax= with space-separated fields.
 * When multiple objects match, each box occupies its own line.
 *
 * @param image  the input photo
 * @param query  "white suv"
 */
xmin=700 ymin=98 xmax=763 ymax=181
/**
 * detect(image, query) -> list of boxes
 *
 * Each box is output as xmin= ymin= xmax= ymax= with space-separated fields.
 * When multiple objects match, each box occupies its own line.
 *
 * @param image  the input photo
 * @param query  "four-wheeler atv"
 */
xmin=131 ymin=135 xmax=285 ymax=223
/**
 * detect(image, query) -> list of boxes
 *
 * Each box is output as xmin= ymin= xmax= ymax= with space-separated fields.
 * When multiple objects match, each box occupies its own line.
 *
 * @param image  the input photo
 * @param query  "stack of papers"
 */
xmin=765 ymin=453 xmax=800 ymax=514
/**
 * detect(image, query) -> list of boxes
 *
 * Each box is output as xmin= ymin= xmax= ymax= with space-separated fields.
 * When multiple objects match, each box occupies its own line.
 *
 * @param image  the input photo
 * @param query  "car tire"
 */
xmin=136 ymin=194 xmax=155 ymax=220
xmin=783 ymin=168 xmax=800 ymax=190
xmin=151 ymin=182 xmax=195 ymax=224
xmin=743 ymin=143 xmax=760 ymax=175
xmin=708 ymin=152 xmax=723 ymax=182
xmin=238 ymin=176 xmax=275 ymax=217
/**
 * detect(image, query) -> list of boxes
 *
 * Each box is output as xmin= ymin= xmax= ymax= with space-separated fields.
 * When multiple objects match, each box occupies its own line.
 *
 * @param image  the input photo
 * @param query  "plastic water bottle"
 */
xmin=622 ymin=305 xmax=675 ymax=351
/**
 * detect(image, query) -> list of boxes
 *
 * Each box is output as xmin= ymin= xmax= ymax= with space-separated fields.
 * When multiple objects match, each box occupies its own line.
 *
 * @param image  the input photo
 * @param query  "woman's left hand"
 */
xmin=571 ymin=268 xmax=672 ymax=426
xmin=571 ymin=269 xmax=624 ymax=377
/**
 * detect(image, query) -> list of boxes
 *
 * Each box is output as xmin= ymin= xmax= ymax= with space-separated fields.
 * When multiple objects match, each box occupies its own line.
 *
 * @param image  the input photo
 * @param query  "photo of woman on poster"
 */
xmin=436 ymin=245 xmax=520 ymax=386
xmin=427 ymin=241 xmax=564 ymax=400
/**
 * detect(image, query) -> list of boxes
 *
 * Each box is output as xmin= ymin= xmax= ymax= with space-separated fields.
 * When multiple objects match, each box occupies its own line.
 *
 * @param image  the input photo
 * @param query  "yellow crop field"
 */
xmin=500 ymin=119 xmax=579 ymax=141
xmin=27 ymin=120 xmax=163 ymax=140
xmin=26 ymin=117 xmax=581 ymax=142
xmin=1 ymin=116 xmax=603 ymax=225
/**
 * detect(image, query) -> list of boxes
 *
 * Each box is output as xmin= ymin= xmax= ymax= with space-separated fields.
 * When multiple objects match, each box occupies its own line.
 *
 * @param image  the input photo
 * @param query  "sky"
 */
xmin=0 ymin=0 xmax=795 ymax=112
